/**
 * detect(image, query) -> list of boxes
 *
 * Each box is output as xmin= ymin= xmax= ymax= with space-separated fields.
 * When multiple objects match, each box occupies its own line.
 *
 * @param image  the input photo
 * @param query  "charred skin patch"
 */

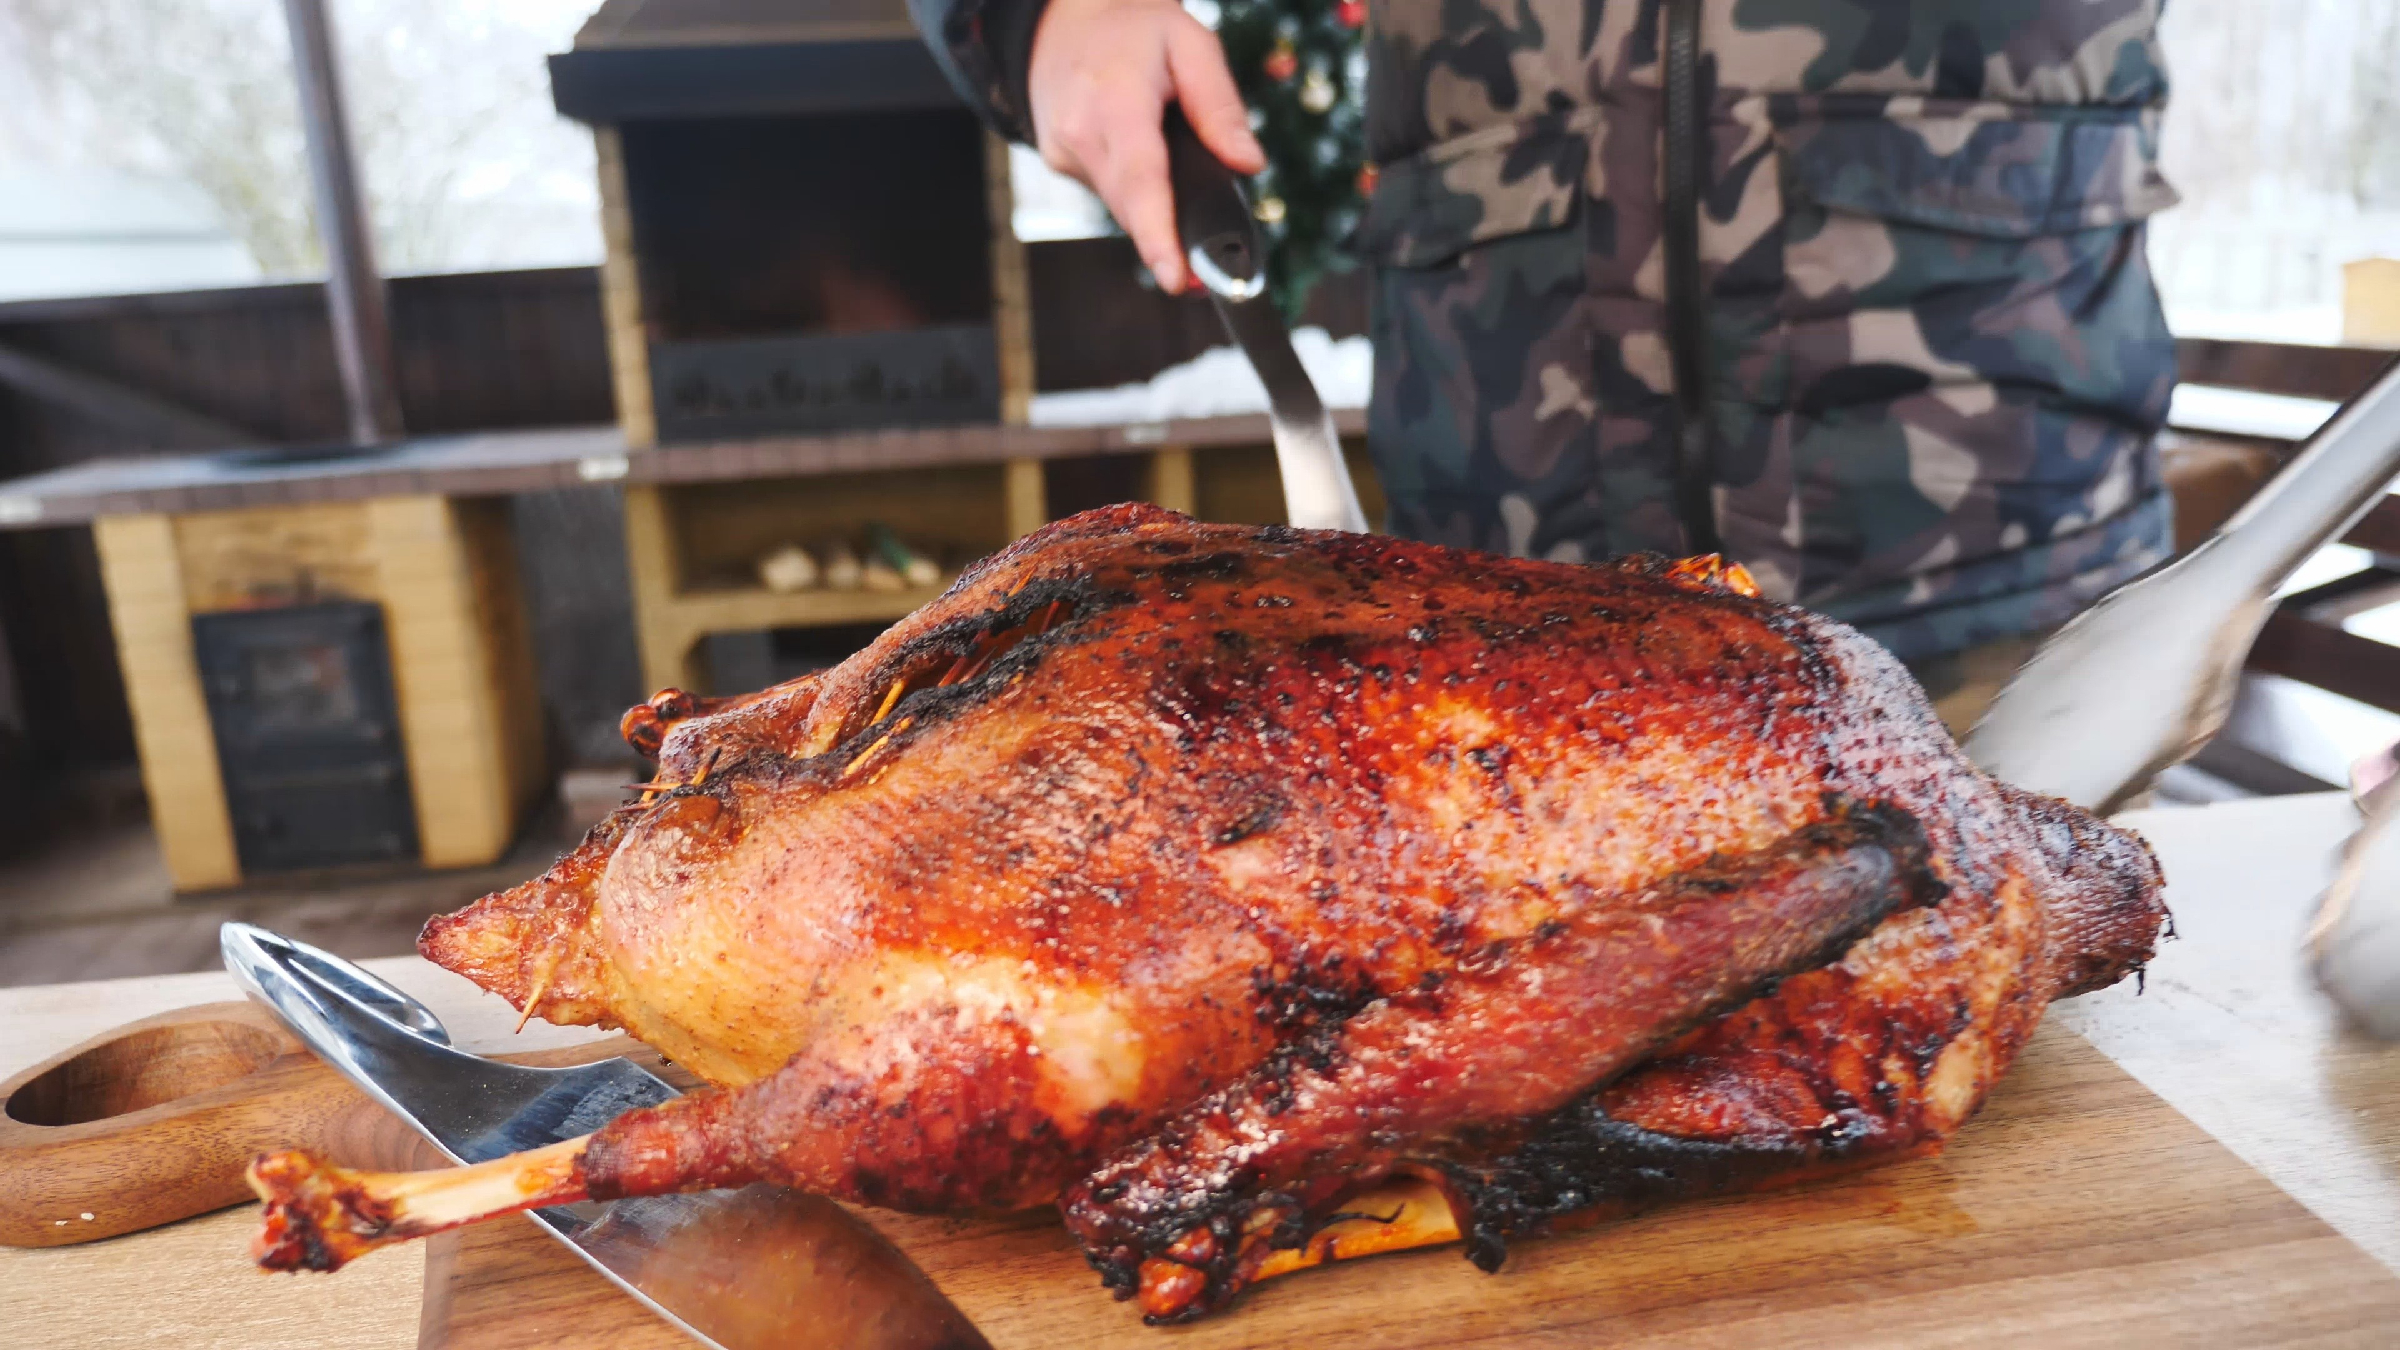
xmin=823 ymin=578 xmax=1098 ymax=764
xmin=1441 ymin=1107 xmax=1823 ymax=1271
xmin=1250 ymin=951 xmax=1382 ymax=1036
xmin=1431 ymin=804 xmax=1952 ymax=1278
xmin=1211 ymin=792 xmax=1287 ymax=846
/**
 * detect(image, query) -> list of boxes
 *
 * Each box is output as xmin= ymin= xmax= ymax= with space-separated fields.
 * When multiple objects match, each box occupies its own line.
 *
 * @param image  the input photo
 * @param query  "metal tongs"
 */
xmin=1966 ymin=355 xmax=2400 ymax=816
xmin=2313 ymin=770 xmax=2400 ymax=1038
xmin=1163 ymin=108 xmax=1368 ymax=533
xmin=1966 ymin=356 xmax=2400 ymax=1035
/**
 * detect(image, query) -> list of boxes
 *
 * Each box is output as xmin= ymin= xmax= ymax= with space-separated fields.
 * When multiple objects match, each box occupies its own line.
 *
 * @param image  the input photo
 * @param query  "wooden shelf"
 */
xmin=622 ymin=465 xmax=1031 ymax=693
xmin=670 ymin=577 xmax=958 ymax=633
xmin=619 ymin=433 xmax=1384 ymax=698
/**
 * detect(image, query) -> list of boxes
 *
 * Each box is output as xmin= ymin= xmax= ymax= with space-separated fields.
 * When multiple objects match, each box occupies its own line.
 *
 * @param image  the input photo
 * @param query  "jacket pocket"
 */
xmin=1774 ymin=95 xmax=2177 ymax=239
xmin=1353 ymin=112 xmax=1593 ymax=268
xmin=1764 ymin=94 xmax=2180 ymax=402
xmin=1724 ymin=96 xmax=2179 ymax=609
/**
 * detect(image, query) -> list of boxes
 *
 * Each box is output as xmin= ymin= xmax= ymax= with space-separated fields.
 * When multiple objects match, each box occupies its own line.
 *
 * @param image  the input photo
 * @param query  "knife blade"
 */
xmin=1164 ymin=107 xmax=1369 ymax=534
xmin=220 ymin=923 xmax=989 ymax=1350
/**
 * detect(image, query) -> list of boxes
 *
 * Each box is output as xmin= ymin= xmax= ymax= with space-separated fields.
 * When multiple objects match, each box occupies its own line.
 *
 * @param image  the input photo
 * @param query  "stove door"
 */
xmin=192 ymin=601 xmax=419 ymax=873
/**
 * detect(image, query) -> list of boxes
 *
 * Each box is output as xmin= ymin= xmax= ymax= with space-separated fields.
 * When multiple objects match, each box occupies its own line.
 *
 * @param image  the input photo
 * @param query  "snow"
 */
xmin=2167 ymin=384 xmax=2341 ymax=442
xmin=1029 ymin=327 xmax=1374 ymax=426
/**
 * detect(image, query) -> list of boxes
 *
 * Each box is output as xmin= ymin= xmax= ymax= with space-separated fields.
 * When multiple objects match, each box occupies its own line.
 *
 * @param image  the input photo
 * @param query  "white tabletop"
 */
xmin=2056 ymin=791 xmax=2400 ymax=1272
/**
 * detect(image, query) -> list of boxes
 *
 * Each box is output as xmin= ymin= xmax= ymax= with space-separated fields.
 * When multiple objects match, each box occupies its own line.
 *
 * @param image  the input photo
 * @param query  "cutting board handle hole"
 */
xmin=4 ymin=1022 xmax=289 ymax=1127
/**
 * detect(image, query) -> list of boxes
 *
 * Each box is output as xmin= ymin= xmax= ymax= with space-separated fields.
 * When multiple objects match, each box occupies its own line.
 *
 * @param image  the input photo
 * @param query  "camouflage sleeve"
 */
xmin=908 ymin=0 xmax=1049 ymax=143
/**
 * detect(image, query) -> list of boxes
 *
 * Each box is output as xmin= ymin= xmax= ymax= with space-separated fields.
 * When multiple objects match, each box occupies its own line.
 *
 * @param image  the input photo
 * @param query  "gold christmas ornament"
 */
xmin=1299 ymin=68 xmax=1336 ymax=114
xmin=1254 ymin=195 xmax=1288 ymax=225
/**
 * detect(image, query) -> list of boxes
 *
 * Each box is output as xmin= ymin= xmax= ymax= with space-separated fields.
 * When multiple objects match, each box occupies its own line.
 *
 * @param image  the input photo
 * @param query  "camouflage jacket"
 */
xmin=918 ymin=0 xmax=2181 ymax=661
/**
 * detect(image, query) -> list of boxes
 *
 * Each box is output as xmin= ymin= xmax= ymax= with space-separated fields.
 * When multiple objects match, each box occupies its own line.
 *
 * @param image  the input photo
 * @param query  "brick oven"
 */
xmin=550 ymin=0 xmax=1034 ymax=445
xmin=192 ymin=600 xmax=417 ymax=873
xmin=543 ymin=0 xmax=1378 ymax=702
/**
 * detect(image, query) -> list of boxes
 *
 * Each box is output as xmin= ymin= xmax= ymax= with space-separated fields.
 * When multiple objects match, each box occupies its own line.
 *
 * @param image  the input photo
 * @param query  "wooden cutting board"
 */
xmin=418 ymin=1021 xmax=2400 ymax=1348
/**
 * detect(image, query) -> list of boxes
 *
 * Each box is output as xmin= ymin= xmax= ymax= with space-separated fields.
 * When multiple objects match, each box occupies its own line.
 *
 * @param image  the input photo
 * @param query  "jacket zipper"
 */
xmin=1662 ymin=0 xmax=1723 ymax=554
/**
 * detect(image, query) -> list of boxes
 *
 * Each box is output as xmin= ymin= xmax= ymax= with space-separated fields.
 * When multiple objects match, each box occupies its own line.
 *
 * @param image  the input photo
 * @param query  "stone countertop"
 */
xmin=0 ymin=408 xmax=1367 ymax=528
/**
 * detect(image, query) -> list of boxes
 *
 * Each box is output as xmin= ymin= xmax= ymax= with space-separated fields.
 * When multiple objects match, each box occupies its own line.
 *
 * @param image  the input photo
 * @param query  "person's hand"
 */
xmin=1028 ymin=0 xmax=1265 ymax=293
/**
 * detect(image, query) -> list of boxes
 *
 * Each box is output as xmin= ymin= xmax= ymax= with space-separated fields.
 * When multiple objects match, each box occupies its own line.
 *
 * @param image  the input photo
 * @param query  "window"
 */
xmin=2152 ymin=0 xmax=2400 ymax=342
xmin=0 ymin=0 xmax=599 ymax=300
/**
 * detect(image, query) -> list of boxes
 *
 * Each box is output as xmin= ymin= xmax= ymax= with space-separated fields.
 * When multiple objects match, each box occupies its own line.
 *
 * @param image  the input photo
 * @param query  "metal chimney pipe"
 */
xmin=282 ymin=0 xmax=404 ymax=444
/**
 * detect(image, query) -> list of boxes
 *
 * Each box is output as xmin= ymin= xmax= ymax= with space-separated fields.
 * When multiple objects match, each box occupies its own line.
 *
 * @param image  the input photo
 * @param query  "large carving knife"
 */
xmin=220 ymin=923 xmax=989 ymax=1350
xmin=1164 ymin=108 xmax=1368 ymax=532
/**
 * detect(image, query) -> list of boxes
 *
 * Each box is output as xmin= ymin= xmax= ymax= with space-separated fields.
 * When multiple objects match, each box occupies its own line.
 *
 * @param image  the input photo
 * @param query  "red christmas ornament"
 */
xmin=1263 ymin=42 xmax=1299 ymax=82
xmin=1336 ymin=0 xmax=1366 ymax=28
xmin=1356 ymin=163 xmax=1380 ymax=196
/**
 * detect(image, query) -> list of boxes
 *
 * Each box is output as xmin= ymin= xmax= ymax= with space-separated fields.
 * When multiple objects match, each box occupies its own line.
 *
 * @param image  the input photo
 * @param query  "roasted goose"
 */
xmin=249 ymin=504 xmax=2165 ymax=1321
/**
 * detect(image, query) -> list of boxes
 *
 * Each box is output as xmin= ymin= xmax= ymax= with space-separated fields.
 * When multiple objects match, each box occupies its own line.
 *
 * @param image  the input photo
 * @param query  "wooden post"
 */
xmin=1148 ymin=447 xmax=1197 ymax=515
xmin=594 ymin=127 xmax=658 ymax=450
xmin=91 ymin=516 xmax=241 ymax=891
xmin=281 ymin=0 xmax=403 ymax=443
xmin=985 ymin=133 xmax=1036 ymax=427
xmin=0 ymin=344 xmax=253 ymax=450
xmin=1005 ymin=459 xmax=1047 ymax=539
xmin=986 ymin=135 xmax=1048 ymax=543
xmin=368 ymin=496 xmax=544 ymax=869
xmin=2343 ymin=259 xmax=2400 ymax=348
xmin=622 ymin=485 xmax=704 ymax=695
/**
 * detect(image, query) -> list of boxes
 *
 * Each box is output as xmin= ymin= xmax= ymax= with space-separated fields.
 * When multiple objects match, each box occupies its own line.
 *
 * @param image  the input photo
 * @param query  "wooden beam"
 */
xmin=621 ymin=485 xmax=699 ymax=696
xmin=0 ymin=343 xmax=255 ymax=449
xmin=593 ymin=127 xmax=657 ymax=450
xmin=90 ymin=515 xmax=241 ymax=890
xmin=2341 ymin=494 xmax=2400 ymax=557
xmin=2248 ymin=598 xmax=2400 ymax=716
xmin=369 ymin=495 xmax=539 ymax=868
xmin=2175 ymin=338 xmax=2397 ymax=404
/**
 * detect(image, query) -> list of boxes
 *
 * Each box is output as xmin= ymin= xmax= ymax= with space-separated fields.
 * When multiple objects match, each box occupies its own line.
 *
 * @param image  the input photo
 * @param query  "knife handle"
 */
xmin=1164 ymin=106 xmax=1268 ymax=299
xmin=0 ymin=1000 xmax=423 ymax=1248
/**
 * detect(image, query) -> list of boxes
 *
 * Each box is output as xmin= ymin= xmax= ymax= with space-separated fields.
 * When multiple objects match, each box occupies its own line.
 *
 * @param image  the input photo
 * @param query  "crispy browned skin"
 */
xmin=403 ymin=504 xmax=2162 ymax=1319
